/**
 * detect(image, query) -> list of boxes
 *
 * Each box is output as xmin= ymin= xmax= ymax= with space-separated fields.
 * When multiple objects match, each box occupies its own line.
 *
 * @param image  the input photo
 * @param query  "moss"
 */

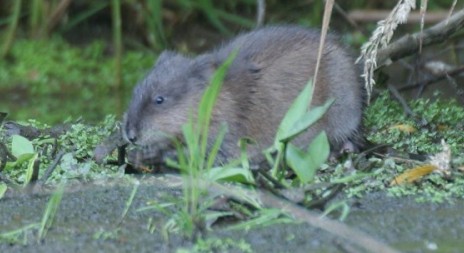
xmin=365 ymin=91 xmax=464 ymax=154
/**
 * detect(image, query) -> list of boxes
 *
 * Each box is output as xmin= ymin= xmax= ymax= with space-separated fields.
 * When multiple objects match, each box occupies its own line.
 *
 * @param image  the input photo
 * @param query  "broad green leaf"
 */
xmin=11 ymin=153 xmax=35 ymax=165
xmin=286 ymin=132 xmax=330 ymax=184
xmin=285 ymin=143 xmax=316 ymax=184
xmin=11 ymin=135 xmax=34 ymax=157
xmin=306 ymin=131 xmax=330 ymax=168
xmin=279 ymin=98 xmax=334 ymax=143
xmin=274 ymin=80 xmax=313 ymax=148
xmin=206 ymin=167 xmax=254 ymax=183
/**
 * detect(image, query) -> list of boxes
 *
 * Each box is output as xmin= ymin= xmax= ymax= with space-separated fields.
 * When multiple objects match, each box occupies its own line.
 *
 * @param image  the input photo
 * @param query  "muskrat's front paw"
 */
xmin=126 ymin=145 xmax=163 ymax=167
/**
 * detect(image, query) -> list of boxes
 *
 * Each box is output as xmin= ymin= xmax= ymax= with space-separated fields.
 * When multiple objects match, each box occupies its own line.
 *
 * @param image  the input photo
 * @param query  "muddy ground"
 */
xmin=1 ymin=175 xmax=463 ymax=253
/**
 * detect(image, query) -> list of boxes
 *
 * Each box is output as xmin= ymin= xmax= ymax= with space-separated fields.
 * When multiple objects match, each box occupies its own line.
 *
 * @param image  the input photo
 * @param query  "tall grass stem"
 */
xmin=2 ymin=0 xmax=22 ymax=59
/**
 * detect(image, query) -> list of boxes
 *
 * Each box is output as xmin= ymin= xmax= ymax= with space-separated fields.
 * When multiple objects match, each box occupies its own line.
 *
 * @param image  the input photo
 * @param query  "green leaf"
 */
xmin=205 ymin=123 xmax=228 ymax=170
xmin=11 ymin=135 xmax=34 ymax=157
xmin=227 ymin=208 xmax=292 ymax=230
xmin=285 ymin=143 xmax=315 ymax=184
xmin=274 ymin=79 xmax=313 ymax=148
xmin=38 ymin=185 xmax=64 ymax=240
xmin=206 ymin=167 xmax=254 ymax=183
xmin=322 ymin=201 xmax=350 ymax=221
xmin=13 ymin=153 xmax=35 ymax=164
xmin=198 ymin=50 xmax=238 ymax=165
xmin=24 ymin=153 xmax=38 ymax=186
xmin=279 ymin=98 xmax=334 ymax=143
xmin=0 ymin=183 xmax=7 ymax=199
xmin=285 ymin=131 xmax=330 ymax=184
xmin=306 ymin=131 xmax=330 ymax=169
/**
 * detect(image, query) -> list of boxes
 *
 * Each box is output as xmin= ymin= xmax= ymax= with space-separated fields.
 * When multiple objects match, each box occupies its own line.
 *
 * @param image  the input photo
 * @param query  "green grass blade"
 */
xmin=197 ymin=49 xmax=238 ymax=168
xmin=24 ymin=153 xmax=38 ymax=186
xmin=205 ymin=123 xmax=228 ymax=170
xmin=1 ymin=0 xmax=22 ymax=58
xmin=146 ymin=0 xmax=166 ymax=50
xmin=196 ymin=0 xmax=229 ymax=34
xmin=38 ymin=184 xmax=64 ymax=240
xmin=0 ymin=183 xmax=7 ymax=199
xmin=0 ymin=223 xmax=39 ymax=245
xmin=60 ymin=2 xmax=108 ymax=32
xmin=118 ymin=181 xmax=139 ymax=224
xmin=206 ymin=167 xmax=254 ymax=183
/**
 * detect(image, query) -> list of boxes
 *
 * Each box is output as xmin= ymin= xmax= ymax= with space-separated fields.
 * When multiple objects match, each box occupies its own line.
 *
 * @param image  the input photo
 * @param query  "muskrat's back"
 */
xmin=124 ymin=25 xmax=363 ymax=162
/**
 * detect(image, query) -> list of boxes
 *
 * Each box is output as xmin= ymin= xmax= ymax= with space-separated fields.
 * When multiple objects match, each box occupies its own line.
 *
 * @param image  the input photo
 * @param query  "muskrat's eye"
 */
xmin=155 ymin=96 xmax=164 ymax=104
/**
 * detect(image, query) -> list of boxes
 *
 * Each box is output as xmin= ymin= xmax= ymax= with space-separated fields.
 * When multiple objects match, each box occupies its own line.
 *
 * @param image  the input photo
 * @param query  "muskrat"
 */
xmin=123 ymin=25 xmax=364 ymax=164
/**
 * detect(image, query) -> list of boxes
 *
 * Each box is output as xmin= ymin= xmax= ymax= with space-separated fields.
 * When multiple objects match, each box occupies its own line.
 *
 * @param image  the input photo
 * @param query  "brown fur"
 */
xmin=124 ymin=25 xmax=364 ymax=163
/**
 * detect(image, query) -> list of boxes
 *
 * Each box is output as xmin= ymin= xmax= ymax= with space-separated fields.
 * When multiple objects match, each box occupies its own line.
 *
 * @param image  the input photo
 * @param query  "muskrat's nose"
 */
xmin=126 ymin=129 xmax=137 ymax=143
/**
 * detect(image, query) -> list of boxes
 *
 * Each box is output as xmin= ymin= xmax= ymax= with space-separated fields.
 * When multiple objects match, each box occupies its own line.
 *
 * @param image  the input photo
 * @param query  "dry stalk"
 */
xmin=357 ymin=0 xmax=416 ymax=101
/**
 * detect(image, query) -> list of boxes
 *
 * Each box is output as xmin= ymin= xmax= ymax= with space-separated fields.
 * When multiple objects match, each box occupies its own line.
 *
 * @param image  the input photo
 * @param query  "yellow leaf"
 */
xmin=437 ymin=125 xmax=448 ymax=131
xmin=389 ymin=124 xmax=416 ymax=133
xmin=390 ymin=164 xmax=438 ymax=186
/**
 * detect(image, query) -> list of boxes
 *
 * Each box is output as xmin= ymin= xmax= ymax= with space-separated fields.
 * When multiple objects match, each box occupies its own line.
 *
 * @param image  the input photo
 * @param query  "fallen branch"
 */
xmin=397 ymin=65 xmax=464 ymax=91
xmin=377 ymin=8 xmax=464 ymax=66
xmin=256 ymin=189 xmax=400 ymax=253
xmin=349 ymin=10 xmax=450 ymax=24
xmin=209 ymin=182 xmax=400 ymax=253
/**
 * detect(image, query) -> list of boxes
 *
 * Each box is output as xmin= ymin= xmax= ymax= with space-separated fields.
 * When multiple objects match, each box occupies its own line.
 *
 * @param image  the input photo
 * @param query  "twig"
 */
xmin=333 ymin=3 xmax=365 ymax=34
xmin=46 ymin=0 xmax=73 ymax=35
xmin=256 ymin=190 xmax=400 ymax=253
xmin=444 ymin=74 xmax=464 ymax=104
xmin=209 ymin=181 xmax=400 ymax=252
xmin=349 ymin=10 xmax=450 ymax=24
xmin=0 ymin=171 xmax=15 ymax=185
xmin=31 ymin=157 xmax=41 ymax=182
xmin=256 ymin=0 xmax=265 ymax=27
xmin=0 ymin=142 xmax=16 ymax=172
xmin=397 ymin=65 xmax=464 ymax=91
xmin=377 ymin=8 xmax=464 ymax=66
xmin=387 ymin=83 xmax=415 ymax=117
xmin=38 ymin=150 xmax=66 ymax=184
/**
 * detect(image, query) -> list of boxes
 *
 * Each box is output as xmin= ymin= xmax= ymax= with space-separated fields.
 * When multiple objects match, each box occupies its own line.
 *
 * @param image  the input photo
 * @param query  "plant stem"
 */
xmin=2 ymin=0 xmax=22 ymax=59
xmin=111 ymin=0 xmax=123 ymax=114
xmin=29 ymin=0 xmax=42 ymax=38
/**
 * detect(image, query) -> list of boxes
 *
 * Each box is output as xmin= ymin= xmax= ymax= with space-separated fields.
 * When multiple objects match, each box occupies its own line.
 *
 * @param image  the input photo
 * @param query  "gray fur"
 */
xmin=124 ymin=25 xmax=364 ymax=162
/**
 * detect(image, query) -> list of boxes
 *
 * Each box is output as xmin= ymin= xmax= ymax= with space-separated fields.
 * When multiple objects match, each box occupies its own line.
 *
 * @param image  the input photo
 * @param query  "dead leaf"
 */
xmin=390 ymin=140 xmax=452 ymax=186
xmin=390 ymin=164 xmax=438 ymax=186
xmin=389 ymin=124 xmax=416 ymax=133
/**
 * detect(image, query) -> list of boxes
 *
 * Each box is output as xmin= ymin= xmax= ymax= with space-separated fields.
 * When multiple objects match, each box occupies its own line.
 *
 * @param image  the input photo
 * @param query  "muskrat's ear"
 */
xmin=155 ymin=50 xmax=178 ymax=64
xmin=194 ymin=54 xmax=220 ymax=80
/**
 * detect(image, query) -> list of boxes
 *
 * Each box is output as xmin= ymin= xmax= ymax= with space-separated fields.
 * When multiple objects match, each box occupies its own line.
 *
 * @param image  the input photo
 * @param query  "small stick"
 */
xmin=397 ymin=65 xmax=464 ymax=91
xmin=38 ymin=150 xmax=66 ymax=184
xmin=256 ymin=0 xmax=266 ymax=27
xmin=387 ymin=83 xmax=415 ymax=117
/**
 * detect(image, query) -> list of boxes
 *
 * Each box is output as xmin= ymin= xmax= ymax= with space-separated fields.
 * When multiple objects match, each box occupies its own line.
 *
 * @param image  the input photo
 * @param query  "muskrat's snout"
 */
xmin=123 ymin=115 xmax=138 ymax=144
